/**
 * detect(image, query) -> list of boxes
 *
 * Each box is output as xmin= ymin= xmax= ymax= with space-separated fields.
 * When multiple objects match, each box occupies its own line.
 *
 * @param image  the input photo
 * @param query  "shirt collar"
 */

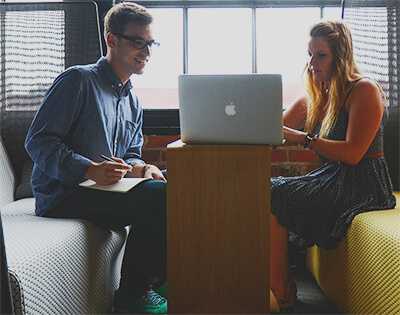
xmin=96 ymin=57 xmax=133 ymax=96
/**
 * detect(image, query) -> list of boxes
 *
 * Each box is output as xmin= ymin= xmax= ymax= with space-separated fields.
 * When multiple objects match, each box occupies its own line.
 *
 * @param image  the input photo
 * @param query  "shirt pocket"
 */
xmin=120 ymin=120 xmax=137 ymax=151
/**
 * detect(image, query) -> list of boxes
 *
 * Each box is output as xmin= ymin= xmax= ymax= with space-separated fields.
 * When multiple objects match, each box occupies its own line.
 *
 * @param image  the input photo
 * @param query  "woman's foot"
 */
xmin=270 ymin=278 xmax=297 ymax=313
xmin=270 ymin=289 xmax=280 ymax=313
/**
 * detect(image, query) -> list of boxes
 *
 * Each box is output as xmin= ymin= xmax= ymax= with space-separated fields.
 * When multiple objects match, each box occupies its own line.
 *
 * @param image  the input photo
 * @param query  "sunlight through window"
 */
xmin=323 ymin=6 xmax=342 ymax=20
xmin=133 ymin=9 xmax=183 ymax=109
xmin=257 ymin=8 xmax=320 ymax=108
xmin=188 ymin=8 xmax=252 ymax=75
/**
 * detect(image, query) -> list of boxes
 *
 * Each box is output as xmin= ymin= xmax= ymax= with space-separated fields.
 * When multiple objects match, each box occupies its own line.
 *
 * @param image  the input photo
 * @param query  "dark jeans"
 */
xmin=44 ymin=180 xmax=167 ymax=299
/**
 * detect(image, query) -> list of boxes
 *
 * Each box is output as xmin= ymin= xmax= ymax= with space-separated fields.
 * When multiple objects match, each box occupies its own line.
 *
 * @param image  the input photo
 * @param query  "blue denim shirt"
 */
xmin=25 ymin=57 xmax=145 ymax=216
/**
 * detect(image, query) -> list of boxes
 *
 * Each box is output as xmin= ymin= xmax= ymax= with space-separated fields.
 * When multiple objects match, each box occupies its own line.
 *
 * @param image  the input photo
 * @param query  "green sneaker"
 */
xmin=155 ymin=283 xmax=167 ymax=298
xmin=129 ymin=288 xmax=167 ymax=314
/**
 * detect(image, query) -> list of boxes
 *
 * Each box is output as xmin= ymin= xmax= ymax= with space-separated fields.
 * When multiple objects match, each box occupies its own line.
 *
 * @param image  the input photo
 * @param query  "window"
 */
xmin=257 ymin=8 xmax=320 ymax=107
xmin=323 ymin=6 xmax=342 ymax=19
xmin=132 ymin=2 xmax=342 ymax=112
xmin=131 ymin=1 xmax=343 ymax=133
xmin=2 ymin=0 xmax=344 ymax=133
xmin=188 ymin=8 xmax=252 ymax=74
xmin=133 ymin=9 xmax=182 ymax=109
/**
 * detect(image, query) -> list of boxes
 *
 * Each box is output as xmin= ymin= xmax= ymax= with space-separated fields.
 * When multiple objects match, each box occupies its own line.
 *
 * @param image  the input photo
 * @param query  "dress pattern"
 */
xmin=271 ymin=107 xmax=396 ymax=249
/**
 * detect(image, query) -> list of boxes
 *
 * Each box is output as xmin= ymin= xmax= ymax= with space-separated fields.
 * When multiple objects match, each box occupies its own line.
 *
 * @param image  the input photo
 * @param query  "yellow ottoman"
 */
xmin=307 ymin=193 xmax=400 ymax=315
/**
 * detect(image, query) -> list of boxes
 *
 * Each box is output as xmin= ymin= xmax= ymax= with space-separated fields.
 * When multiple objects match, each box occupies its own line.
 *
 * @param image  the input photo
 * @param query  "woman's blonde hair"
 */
xmin=304 ymin=21 xmax=362 ymax=137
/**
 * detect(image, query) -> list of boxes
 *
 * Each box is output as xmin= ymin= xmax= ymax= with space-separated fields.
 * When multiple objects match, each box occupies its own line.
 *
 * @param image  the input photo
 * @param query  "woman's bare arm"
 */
xmin=283 ymin=79 xmax=384 ymax=165
xmin=283 ymin=96 xmax=308 ymax=130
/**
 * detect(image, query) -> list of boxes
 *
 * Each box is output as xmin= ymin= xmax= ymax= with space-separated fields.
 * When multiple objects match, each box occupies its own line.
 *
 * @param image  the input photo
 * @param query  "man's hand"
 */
xmin=109 ymin=157 xmax=131 ymax=178
xmin=128 ymin=163 xmax=166 ymax=182
xmin=85 ymin=160 xmax=132 ymax=185
xmin=143 ymin=164 xmax=166 ymax=181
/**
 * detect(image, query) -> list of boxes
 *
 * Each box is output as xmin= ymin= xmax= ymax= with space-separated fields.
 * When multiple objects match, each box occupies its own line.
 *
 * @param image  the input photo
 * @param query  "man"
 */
xmin=25 ymin=2 xmax=167 ymax=313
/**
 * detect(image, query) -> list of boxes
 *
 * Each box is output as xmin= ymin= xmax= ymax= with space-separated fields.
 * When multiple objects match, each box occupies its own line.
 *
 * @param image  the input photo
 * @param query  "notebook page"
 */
xmin=79 ymin=177 xmax=151 ymax=193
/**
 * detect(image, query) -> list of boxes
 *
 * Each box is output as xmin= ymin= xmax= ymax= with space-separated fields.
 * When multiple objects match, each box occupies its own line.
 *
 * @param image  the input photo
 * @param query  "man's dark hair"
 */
xmin=104 ymin=2 xmax=153 ymax=35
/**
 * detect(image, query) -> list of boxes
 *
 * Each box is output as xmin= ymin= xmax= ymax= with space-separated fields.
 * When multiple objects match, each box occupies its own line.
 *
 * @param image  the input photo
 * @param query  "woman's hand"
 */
xmin=283 ymin=126 xmax=306 ymax=146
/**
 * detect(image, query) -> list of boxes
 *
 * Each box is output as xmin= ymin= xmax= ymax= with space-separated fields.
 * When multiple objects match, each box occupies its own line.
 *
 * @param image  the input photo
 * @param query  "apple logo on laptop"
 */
xmin=225 ymin=101 xmax=237 ymax=116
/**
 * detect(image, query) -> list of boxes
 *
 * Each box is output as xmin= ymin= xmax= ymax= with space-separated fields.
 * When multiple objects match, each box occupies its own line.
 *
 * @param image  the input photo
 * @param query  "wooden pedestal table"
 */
xmin=167 ymin=140 xmax=271 ymax=313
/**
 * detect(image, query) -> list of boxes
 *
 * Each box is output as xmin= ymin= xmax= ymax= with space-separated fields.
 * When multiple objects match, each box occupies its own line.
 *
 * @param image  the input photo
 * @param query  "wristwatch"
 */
xmin=142 ymin=164 xmax=151 ymax=177
xmin=304 ymin=133 xmax=318 ymax=148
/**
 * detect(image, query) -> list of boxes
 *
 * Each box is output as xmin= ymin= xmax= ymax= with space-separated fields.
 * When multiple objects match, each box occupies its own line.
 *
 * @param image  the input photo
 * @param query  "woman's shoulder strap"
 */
xmin=343 ymin=77 xmax=367 ymax=106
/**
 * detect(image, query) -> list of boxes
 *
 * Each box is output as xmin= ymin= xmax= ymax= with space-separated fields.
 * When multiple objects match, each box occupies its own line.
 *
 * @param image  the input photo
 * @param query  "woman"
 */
xmin=270 ymin=20 xmax=396 ymax=312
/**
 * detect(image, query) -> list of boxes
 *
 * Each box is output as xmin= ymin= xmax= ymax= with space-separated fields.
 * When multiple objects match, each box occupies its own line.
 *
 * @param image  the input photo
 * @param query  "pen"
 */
xmin=100 ymin=155 xmax=132 ymax=172
xmin=100 ymin=154 xmax=115 ymax=162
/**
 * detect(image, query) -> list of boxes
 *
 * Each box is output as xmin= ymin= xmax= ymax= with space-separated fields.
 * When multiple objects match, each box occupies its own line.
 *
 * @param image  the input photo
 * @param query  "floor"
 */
xmin=286 ymin=243 xmax=344 ymax=315
xmin=291 ymin=269 xmax=344 ymax=314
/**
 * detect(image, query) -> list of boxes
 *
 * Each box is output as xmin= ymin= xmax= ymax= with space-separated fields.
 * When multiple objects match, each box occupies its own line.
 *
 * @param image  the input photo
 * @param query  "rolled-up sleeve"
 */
xmin=25 ymin=68 xmax=92 ymax=185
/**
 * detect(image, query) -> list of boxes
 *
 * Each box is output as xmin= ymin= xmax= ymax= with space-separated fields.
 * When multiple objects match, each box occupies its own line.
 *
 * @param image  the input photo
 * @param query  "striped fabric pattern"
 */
xmin=307 ymin=194 xmax=400 ymax=314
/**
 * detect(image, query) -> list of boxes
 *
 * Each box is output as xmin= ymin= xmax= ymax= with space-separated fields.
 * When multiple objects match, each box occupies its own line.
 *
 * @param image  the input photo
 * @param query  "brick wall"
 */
xmin=271 ymin=144 xmax=320 ymax=176
xmin=143 ymin=135 xmax=321 ymax=176
xmin=142 ymin=135 xmax=181 ymax=171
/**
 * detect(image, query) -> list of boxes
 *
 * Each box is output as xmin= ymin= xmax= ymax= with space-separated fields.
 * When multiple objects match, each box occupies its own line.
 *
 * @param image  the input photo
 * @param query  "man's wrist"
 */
xmin=130 ymin=160 xmax=145 ymax=167
xmin=127 ymin=163 xmax=145 ymax=177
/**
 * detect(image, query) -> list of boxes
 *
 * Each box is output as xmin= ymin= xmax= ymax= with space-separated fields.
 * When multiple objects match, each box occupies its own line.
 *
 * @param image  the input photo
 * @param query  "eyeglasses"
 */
xmin=113 ymin=33 xmax=160 ymax=50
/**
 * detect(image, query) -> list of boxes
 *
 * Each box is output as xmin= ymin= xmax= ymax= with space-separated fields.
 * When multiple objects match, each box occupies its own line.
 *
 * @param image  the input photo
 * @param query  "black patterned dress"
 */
xmin=271 ymin=108 xmax=396 ymax=249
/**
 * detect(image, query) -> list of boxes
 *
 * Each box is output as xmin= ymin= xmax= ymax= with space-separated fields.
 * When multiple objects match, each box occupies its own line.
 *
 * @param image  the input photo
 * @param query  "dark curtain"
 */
xmin=343 ymin=0 xmax=400 ymax=189
xmin=0 ymin=2 xmax=103 ymax=179
xmin=93 ymin=0 xmax=114 ymax=55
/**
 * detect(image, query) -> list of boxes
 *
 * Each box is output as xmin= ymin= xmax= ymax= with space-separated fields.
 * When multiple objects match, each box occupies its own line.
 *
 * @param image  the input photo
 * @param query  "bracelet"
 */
xmin=303 ymin=133 xmax=318 ymax=149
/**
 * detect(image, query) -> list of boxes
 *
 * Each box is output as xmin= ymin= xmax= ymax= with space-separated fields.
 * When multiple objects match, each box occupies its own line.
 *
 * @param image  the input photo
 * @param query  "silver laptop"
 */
xmin=179 ymin=74 xmax=283 ymax=145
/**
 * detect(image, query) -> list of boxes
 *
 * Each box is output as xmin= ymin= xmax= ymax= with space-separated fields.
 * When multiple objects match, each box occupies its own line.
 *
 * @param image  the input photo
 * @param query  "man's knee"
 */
xmin=134 ymin=180 xmax=167 ymax=213
xmin=142 ymin=180 xmax=166 ymax=198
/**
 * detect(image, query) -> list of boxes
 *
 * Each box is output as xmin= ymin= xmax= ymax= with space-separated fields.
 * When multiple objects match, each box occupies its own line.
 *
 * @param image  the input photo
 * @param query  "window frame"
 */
xmin=119 ymin=0 xmax=343 ymax=135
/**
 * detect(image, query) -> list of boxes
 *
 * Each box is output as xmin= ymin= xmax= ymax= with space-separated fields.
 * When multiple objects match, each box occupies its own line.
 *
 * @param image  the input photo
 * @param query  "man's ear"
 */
xmin=105 ymin=32 xmax=117 ymax=48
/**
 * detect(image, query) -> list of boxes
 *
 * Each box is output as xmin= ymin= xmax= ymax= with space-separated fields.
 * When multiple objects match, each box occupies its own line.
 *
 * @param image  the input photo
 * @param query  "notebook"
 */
xmin=179 ymin=74 xmax=283 ymax=145
xmin=79 ymin=177 xmax=151 ymax=193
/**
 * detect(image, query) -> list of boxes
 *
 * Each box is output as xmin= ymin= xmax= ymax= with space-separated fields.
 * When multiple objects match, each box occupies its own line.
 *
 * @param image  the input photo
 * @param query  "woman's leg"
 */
xmin=270 ymin=213 xmax=289 ymax=305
